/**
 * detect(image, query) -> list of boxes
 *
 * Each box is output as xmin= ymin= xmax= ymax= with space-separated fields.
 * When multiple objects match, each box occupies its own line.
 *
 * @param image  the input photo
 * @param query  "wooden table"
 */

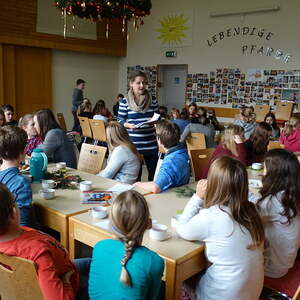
xmin=69 ymin=183 xmax=205 ymax=300
xmin=33 ymin=167 xmax=147 ymax=249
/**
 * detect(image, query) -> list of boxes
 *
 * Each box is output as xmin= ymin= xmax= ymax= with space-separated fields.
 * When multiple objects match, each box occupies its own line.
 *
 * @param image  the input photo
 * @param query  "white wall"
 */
xmin=52 ymin=50 xmax=120 ymax=129
xmin=119 ymin=0 xmax=300 ymax=93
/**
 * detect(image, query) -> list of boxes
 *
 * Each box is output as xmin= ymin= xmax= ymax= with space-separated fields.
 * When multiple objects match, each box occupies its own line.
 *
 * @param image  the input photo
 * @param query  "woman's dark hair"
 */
xmin=34 ymin=109 xmax=61 ymax=141
xmin=264 ymin=112 xmax=279 ymax=130
xmin=191 ymin=116 xmax=208 ymax=125
xmin=93 ymin=99 xmax=107 ymax=116
xmin=249 ymin=122 xmax=272 ymax=155
xmin=257 ymin=149 xmax=300 ymax=224
xmin=2 ymin=104 xmax=14 ymax=112
xmin=0 ymin=183 xmax=15 ymax=235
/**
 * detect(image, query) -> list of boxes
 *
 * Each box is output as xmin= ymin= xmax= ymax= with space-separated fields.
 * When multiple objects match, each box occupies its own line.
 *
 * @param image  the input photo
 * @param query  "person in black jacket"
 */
xmin=71 ymin=79 xmax=85 ymax=131
xmin=113 ymin=93 xmax=124 ymax=117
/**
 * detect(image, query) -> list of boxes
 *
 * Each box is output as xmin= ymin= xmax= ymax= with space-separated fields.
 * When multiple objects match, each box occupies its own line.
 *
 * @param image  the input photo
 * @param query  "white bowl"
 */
xmin=80 ymin=180 xmax=93 ymax=192
xmin=90 ymin=206 xmax=107 ymax=219
xmin=252 ymin=163 xmax=263 ymax=170
xmin=39 ymin=188 xmax=55 ymax=200
xmin=149 ymin=224 xmax=169 ymax=241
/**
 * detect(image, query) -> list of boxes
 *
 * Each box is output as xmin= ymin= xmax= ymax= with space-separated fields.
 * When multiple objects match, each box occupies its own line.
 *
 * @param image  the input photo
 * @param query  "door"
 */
xmin=158 ymin=64 xmax=187 ymax=110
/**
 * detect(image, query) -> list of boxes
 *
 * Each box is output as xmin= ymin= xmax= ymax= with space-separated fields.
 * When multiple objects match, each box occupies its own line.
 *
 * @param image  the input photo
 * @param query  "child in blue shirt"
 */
xmin=0 ymin=125 xmax=35 ymax=227
xmin=134 ymin=120 xmax=190 ymax=193
xmin=89 ymin=190 xmax=164 ymax=300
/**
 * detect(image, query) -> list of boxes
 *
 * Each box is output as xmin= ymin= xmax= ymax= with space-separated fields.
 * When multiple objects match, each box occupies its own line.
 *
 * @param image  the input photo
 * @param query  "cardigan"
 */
xmin=38 ymin=129 xmax=77 ymax=168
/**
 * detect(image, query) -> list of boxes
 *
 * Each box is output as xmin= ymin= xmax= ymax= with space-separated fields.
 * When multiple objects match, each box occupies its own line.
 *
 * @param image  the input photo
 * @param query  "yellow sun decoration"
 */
xmin=157 ymin=14 xmax=189 ymax=46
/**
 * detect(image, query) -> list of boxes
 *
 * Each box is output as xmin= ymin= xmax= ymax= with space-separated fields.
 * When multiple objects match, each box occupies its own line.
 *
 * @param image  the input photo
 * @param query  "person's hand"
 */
xmin=62 ymin=270 xmax=74 ymax=285
xmin=234 ymin=135 xmax=243 ymax=144
xmin=125 ymin=122 xmax=136 ymax=130
xmin=196 ymin=179 xmax=207 ymax=199
xmin=133 ymin=182 xmax=141 ymax=187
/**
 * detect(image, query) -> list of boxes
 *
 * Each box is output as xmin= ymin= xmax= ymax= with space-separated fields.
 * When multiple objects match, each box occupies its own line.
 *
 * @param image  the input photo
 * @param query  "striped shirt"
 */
xmin=118 ymin=97 xmax=159 ymax=151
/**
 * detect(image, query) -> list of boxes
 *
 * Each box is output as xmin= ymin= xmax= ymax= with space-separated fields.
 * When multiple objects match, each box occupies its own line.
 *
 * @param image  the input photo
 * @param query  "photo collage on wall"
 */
xmin=186 ymin=68 xmax=300 ymax=108
xmin=127 ymin=65 xmax=157 ymax=99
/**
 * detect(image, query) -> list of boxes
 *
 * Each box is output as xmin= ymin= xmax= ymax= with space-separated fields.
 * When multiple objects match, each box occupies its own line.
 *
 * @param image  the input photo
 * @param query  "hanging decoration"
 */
xmin=55 ymin=0 xmax=152 ymax=38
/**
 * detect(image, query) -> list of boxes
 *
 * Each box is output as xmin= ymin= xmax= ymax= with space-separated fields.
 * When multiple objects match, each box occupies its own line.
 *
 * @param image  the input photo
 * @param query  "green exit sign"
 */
xmin=165 ymin=51 xmax=177 ymax=58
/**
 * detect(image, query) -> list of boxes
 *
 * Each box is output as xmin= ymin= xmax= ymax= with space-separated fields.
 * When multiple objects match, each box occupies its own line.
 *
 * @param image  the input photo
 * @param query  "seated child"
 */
xmin=264 ymin=112 xmax=280 ymax=140
xmin=134 ymin=120 xmax=190 ymax=193
xmin=0 ymin=126 xmax=35 ymax=227
xmin=0 ymin=183 xmax=80 ymax=300
xmin=280 ymin=115 xmax=300 ymax=153
xmin=171 ymin=108 xmax=189 ymax=134
xmin=253 ymin=149 xmax=300 ymax=278
xmin=89 ymin=190 xmax=164 ymax=300
xmin=93 ymin=99 xmax=112 ymax=123
xmin=98 ymin=122 xmax=141 ymax=184
xmin=233 ymin=106 xmax=256 ymax=140
xmin=2 ymin=104 xmax=18 ymax=126
xmin=175 ymin=156 xmax=265 ymax=300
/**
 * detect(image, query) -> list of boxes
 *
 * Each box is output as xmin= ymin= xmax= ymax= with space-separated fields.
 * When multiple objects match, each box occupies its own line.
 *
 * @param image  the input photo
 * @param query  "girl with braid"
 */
xmin=88 ymin=190 xmax=164 ymax=300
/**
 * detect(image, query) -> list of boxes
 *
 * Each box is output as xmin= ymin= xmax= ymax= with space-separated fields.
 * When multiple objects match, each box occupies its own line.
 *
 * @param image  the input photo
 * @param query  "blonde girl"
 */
xmin=77 ymin=98 xmax=93 ymax=119
xmin=98 ymin=122 xmax=141 ymax=184
xmin=176 ymin=156 xmax=265 ymax=300
xmin=203 ymin=124 xmax=246 ymax=177
xmin=88 ymin=190 xmax=164 ymax=300
xmin=234 ymin=106 xmax=256 ymax=139
xmin=280 ymin=115 xmax=300 ymax=153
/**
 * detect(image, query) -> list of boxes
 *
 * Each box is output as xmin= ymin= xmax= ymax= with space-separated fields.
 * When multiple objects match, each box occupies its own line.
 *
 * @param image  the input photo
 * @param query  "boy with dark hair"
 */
xmin=134 ymin=120 xmax=190 ymax=193
xmin=0 ymin=183 xmax=80 ymax=299
xmin=0 ymin=126 xmax=35 ymax=227
xmin=2 ymin=104 xmax=18 ymax=126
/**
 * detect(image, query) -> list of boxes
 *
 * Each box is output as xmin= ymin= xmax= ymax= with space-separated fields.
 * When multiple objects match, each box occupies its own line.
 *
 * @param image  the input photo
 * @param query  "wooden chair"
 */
xmin=190 ymin=148 xmax=215 ymax=181
xmin=88 ymin=119 xmax=107 ymax=143
xmin=153 ymin=158 xmax=163 ymax=181
xmin=275 ymin=101 xmax=293 ymax=123
xmin=254 ymin=105 xmax=270 ymax=122
xmin=77 ymin=143 xmax=107 ymax=174
xmin=186 ymin=133 xmax=206 ymax=152
xmin=293 ymin=285 xmax=300 ymax=300
xmin=267 ymin=140 xmax=284 ymax=151
xmin=56 ymin=112 xmax=67 ymax=132
xmin=79 ymin=117 xmax=93 ymax=143
xmin=0 ymin=252 xmax=43 ymax=300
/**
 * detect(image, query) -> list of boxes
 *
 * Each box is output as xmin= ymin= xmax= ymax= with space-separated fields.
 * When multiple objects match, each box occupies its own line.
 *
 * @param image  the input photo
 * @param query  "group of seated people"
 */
xmin=0 ymin=97 xmax=299 ymax=300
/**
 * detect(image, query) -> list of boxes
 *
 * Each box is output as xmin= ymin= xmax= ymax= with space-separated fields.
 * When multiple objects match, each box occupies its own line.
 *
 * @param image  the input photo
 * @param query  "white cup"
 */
xmin=252 ymin=162 xmax=263 ymax=170
xmin=56 ymin=162 xmax=67 ymax=170
xmin=80 ymin=180 xmax=92 ymax=192
xmin=42 ymin=179 xmax=57 ymax=189
xmin=149 ymin=224 xmax=169 ymax=241
xmin=39 ymin=188 xmax=55 ymax=200
xmin=90 ymin=206 xmax=107 ymax=219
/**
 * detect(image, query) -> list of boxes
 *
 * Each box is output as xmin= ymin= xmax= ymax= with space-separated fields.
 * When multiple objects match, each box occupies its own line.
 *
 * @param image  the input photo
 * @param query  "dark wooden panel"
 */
xmin=0 ymin=0 xmax=126 ymax=56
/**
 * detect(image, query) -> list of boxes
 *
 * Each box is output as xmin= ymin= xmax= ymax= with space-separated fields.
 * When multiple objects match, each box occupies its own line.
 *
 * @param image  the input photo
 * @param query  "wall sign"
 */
xmin=205 ymin=25 xmax=292 ymax=63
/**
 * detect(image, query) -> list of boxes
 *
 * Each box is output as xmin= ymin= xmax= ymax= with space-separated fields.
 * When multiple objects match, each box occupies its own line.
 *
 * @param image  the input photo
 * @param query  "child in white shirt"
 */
xmin=175 ymin=156 xmax=265 ymax=300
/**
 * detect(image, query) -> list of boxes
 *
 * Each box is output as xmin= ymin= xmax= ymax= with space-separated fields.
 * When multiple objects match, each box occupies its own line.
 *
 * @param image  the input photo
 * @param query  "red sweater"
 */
xmin=203 ymin=143 xmax=247 ymax=178
xmin=280 ymin=129 xmax=300 ymax=152
xmin=0 ymin=227 xmax=79 ymax=300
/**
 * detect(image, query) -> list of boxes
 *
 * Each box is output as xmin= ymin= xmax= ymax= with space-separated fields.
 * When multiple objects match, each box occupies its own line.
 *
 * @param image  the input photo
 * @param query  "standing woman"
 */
xmin=118 ymin=71 xmax=159 ymax=180
xmin=19 ymin=114 xmax=42 ymax=156
xmin=34 ymin=109 xmax=77 ymax=168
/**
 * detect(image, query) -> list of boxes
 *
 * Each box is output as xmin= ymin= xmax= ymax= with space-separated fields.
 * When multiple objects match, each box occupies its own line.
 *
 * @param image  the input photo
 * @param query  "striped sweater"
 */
xmin=118 ymin=97 xmax=158 ymax=151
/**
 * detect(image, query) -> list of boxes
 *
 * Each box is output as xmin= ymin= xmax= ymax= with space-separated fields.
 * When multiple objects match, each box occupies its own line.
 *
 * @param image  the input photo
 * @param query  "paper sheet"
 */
xmin=106 ymin=184 xmax=133 ymax=193
xmin=135 ymin=113 xmax=160 ymax=128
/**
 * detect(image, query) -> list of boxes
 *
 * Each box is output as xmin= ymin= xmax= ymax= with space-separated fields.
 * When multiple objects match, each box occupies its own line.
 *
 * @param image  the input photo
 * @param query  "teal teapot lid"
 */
xmin=32 ymin=148 xmax=44 ymax=153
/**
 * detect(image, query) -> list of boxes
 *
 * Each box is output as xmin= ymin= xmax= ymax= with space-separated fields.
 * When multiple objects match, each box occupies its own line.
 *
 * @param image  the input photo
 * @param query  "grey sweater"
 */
xmin=72 ymin=88 xmax=83 ymax=112
xmin=180 ymin=123 xmax=216 ymax=148
xmin=38 ymin=129 xmax=77 ymax=168
xmin=99 ymin=146 xmax=140 ymax=184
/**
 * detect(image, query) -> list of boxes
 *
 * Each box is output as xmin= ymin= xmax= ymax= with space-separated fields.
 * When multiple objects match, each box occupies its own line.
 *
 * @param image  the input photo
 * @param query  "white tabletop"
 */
xmin=32 ymin=166 xmax=148 ymax=217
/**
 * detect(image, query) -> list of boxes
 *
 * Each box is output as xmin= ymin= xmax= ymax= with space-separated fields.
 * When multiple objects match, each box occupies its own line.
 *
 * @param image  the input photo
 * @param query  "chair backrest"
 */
xmin=190 ymin=148 xmax=215 ymax=181
xmin=0 ymin=252 xmax=43 ymax=300
xmin=293 ymin=285 xmax=300 ymax=300
xmin=57 ymin=112 xmax=67 ymax=131
xmin=186 ymin=133 xmax=206 ymax=151
xmin=77 ymin=143 xmax=107 ymax=174
xmin=153 ymin=158 xmax=163 ymax=181
xmin=88 ymin=119 xmax=106 ymax=142
xmin=254 ymin=105 xmax=270 ymax=122
xmin=275 ymin=101 xmax=293 ymax=121
xmin=267 ymin=140 xmax=284 ymax=151
xmin=79 ymin=117 xmax=93 ymax=139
